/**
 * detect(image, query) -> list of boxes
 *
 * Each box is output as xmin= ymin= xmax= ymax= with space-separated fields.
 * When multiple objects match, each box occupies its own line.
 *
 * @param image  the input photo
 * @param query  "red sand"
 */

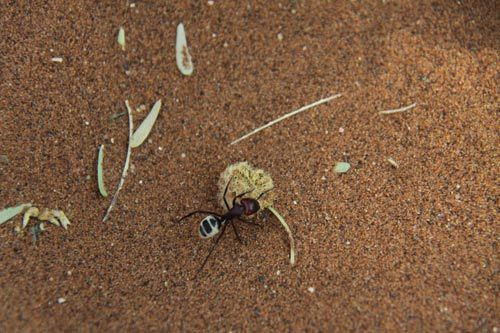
xmin=0 ymin=1 xmax=498 ymax=332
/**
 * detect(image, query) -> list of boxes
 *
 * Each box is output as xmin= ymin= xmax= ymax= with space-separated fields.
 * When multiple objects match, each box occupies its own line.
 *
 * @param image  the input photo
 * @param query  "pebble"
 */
xmin=307 ymin=287 xmax=315 ymax=293
xmin=57 ymin=297 xmax=66 ymax=304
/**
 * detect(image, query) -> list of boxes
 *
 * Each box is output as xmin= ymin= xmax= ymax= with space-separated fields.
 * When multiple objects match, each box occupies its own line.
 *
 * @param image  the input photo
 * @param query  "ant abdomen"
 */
xmin=199 ymin=215 xmax=221 ymax=239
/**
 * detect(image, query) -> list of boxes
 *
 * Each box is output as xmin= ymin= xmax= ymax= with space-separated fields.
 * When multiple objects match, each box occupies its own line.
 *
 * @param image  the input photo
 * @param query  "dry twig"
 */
xmin=230 ymin=93 xmax=342 ymax=145
xmin=102 ymin=100 xmax=133 ymax=222
xmin=379 ymin=102 xmax=417 ymax=115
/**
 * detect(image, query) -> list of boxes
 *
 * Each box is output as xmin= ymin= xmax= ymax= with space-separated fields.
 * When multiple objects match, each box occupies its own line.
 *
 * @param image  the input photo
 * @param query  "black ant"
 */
xmin=177 ymin=177 xmax=272 ymax=276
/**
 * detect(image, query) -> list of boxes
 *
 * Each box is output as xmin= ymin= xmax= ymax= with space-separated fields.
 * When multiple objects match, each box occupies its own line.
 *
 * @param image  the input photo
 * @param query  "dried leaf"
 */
xmin=176 ymin=23 xmax=193 ymax=76
xmin=117 ymin=26 xmax=125 ymax=51
xmin=334 ymin=162 xmax=350 ymax=173
xmin=97 ymin=145 xmax=108 ymax=197
xmin=130 ymin=100 xmax=162 ymax=148
xmin=387 ymin=157 xmax=399 ymax=168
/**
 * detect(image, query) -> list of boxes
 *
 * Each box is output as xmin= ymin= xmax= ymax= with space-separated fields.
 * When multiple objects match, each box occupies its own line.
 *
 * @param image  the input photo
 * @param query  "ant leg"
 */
xmin=237 ymin=218 xmax=262 ymax=228
xmin=231 ymin=222 xmax=243 ymax=244
xmin=177 ymin=210 xmax=221 ymax=223
xmin=193 ymin=224 xmax=227 ymax=279
xmin=223 ymin=176 xmax=234 ymax=211
xmin=232 ymin=188 xmax=255 ymax=207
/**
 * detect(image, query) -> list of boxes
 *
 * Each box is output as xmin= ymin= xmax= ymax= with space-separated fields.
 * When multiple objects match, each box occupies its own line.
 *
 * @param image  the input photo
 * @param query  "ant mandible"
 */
xmin=177 ymin=176 xmax=272 ymax=276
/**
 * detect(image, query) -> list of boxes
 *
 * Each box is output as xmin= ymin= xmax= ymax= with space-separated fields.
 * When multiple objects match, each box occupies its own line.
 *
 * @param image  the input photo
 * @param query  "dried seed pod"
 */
xmin=218 ymin=161 xmax=274 ymax=210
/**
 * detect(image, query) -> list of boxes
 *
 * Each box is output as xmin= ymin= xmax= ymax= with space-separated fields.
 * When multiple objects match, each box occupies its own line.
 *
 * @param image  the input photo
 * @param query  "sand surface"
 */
xmin=0 ymin=1 xmax=498 ymax=332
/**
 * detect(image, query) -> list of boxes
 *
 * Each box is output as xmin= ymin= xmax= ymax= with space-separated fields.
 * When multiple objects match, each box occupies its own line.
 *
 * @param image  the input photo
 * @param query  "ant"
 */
xmin=177 ymin=176 xmax=272 ymax=276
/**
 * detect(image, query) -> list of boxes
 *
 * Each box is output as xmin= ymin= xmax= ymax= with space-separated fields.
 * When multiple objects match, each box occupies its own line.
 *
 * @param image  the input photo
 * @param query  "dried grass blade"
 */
xmin=268 ymin=206 xmax=296 ymax=265
xmin=117 ymin=27 xmax=125 ymax=51
xmin=176 ymin=23 xmax=194 ymax=75
xmin=97 ymin=145 xmax=108 ymax=197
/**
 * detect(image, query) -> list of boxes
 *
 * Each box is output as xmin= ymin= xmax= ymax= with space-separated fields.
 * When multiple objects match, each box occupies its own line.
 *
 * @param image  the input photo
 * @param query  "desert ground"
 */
xmin=0 ymin=1 xmax=498 ymax=332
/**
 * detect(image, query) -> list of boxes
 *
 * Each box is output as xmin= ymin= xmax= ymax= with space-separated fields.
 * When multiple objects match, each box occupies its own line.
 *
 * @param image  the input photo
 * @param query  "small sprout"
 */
xmin=230 ymin=93 xmax=342 ymax=145
xmin=130 ymin=99 xmax=162 ymax=148
xmin=97 ymin=145 xmax=109 ymax=197
xmin=51 ymin=210 xmax=71 ymax=229
xmin=387 ymin=157 xmax=399 ymax=168
xmin=14 ymin=225 xmax=23 ymax=235
xmin=334 ymin=162 xmax=350 ymax=174
xmin=23 ymin=207 xmax=40 ymax=228
xmin=378 ymin=102 xmax=417 ymax=115
xmin=0 ymin=155 xmax=9 ymax=163
xmin=23 ymin=207 xmax=71 ymax=229
xmin=37 ymin=209 xmax=60 ymax=227
xmin=0 ymin=203 xmax=32 ymax=226
xmin=176 ymin=23 xmax=194 ymax=76
xmin=117 ymin=26 xmax=126 ymax=51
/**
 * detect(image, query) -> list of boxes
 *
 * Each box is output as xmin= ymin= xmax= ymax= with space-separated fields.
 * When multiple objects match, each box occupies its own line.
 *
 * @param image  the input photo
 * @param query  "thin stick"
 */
xmin=102 ymin=100 xmax=134 ymax=222
xmin=230 ymin=93 xmax=342 ymax=145
xmin=378 ymin=102 xmax=417 ymax=115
